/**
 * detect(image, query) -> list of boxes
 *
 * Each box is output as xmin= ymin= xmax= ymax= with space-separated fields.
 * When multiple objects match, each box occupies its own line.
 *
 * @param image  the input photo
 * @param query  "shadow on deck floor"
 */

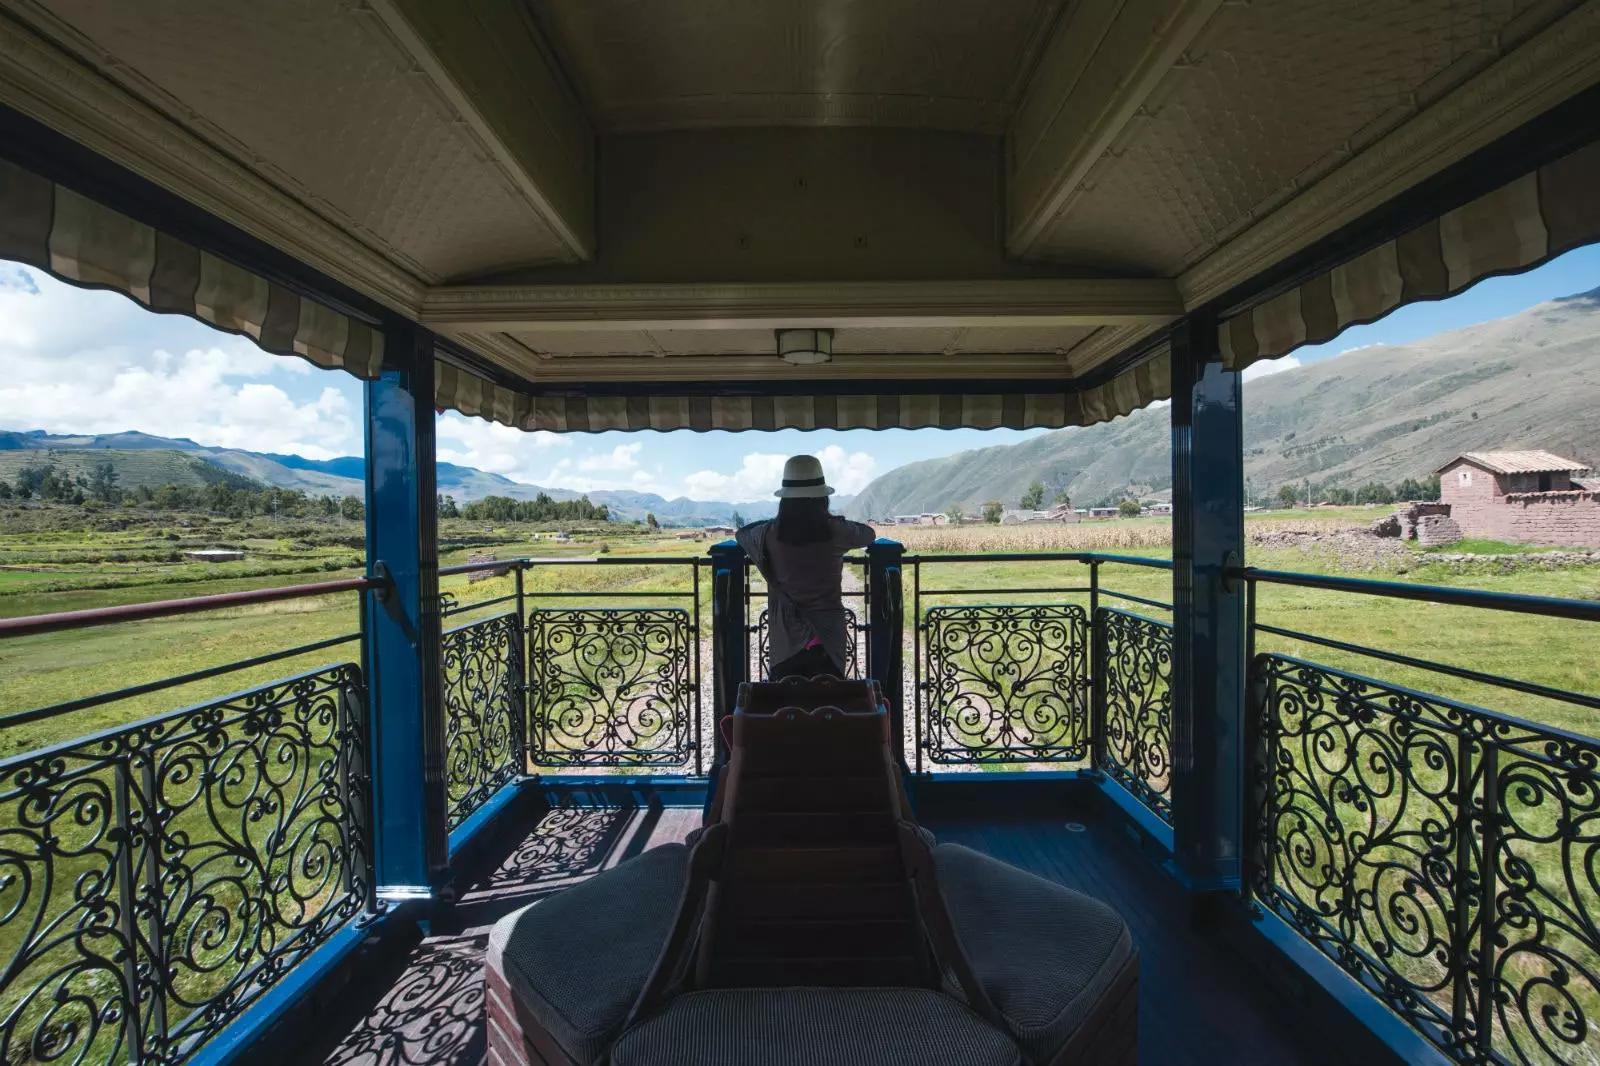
xmin=294 ymin=797 xmax=1325 ymax=1066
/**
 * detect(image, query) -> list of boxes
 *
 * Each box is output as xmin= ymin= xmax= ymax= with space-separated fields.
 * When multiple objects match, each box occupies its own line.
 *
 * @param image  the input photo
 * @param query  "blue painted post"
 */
xmin=363 ymin=323 xmax=448 ymax=902
xmin=1169 ymin=311 xmax=1247 ymax=908
xmin=866 ymin=538 xmax=906 ymax=767
xmin=708 ymin=539 xmax=748 ymax=768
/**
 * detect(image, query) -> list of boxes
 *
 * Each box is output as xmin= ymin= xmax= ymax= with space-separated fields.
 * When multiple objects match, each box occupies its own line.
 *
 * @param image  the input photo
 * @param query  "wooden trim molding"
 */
xmin=1177 ymin=0 xmax=1600 ymax=310
xmin=368 ymin=0 xmax=594 ymax=260
xmin=1007 ymin=0 xmax=1223 ymax=257
xmin=0 ymin=4 xmax=426 ymax=315
xmin=1061 ymin=323 xmax=1165 ymax=378
xmin=458 ymin=351 xmax=1083 ymax=385
xmin=421 ymin=278 xmax=1184 ymax=332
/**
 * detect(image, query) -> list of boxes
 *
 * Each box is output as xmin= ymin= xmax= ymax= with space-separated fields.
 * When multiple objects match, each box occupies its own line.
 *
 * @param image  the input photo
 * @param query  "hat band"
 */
xmin=782 ymin=476 xmax=826 ymax=487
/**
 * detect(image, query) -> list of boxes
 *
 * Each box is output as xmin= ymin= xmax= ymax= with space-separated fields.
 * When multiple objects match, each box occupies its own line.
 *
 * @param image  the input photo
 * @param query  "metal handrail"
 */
xmin=0 ymin=575 xmax=384 ymax=639
xmin=1233 ymin=565 xmax=1600 ymax=622
xmin=903 ymin=551 xmax=1173 ymax=568
xmin=438 ymin=557 xmax=529 ymax=576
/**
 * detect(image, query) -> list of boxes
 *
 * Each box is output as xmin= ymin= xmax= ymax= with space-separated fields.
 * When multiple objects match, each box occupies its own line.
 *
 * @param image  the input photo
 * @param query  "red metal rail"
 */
xmin=0 ymin=576 xmax=382 ymax=639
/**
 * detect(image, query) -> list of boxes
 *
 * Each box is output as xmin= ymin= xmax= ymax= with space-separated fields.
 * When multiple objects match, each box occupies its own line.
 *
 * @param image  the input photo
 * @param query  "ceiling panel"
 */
xmin=527 ymin=0 xmax=1065 ymax=133
xmin=1028 ymin=0 xmax=1571 ymax=274
xmin=17 ymin=0 xmax=576 ymax=281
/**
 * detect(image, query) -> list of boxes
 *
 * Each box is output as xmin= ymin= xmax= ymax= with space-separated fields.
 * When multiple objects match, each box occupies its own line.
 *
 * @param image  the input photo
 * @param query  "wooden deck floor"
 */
xmin=292 ymin=796 xmax=1326 ymax=1066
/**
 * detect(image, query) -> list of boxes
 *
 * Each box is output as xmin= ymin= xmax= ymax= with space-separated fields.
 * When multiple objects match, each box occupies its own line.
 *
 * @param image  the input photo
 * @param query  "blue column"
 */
xmin=708 ymin=539 xmax=748 ymax=768
xmin=866 ymin=538 xmax=906 ymax=766
xmin=1169 ymin=311 xmax=1247 ymax=899
xmin=363 ymin=323 xmax=447 ymax=901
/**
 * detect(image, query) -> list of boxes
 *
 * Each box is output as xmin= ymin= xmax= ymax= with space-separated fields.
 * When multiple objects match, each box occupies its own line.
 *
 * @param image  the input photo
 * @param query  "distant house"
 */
xmin=704 ymin=524 xmax=736 ymax=537
xmin=184 ymin=549 xmax=244 ymax=563
xmin=1087 ymin=507 xmax=1119 ymax=519
xmin=1435 ymin=450 xmax=1598 ymax=547
xmin=1000 ymin=506 xmax=1079 ymax=525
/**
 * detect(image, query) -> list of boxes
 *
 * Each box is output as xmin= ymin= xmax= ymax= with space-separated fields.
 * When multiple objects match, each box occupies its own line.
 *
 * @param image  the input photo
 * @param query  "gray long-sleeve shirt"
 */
xmin=736 ymin=516 xmax=876 ymax=675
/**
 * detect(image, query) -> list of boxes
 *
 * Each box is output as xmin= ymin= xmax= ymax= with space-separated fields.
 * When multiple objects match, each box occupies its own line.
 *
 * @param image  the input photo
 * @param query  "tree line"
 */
xmin=446 ymin=492 xmax=610 ymax=523
xmin=1270 ymin=473 xmax=1441 ymax=509
xmin=0 ymin=460 xmax=366 ymax=519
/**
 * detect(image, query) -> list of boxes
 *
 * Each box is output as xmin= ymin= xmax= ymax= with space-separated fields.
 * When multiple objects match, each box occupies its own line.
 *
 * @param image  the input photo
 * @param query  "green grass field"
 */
xmin=5 ymin=511 xmax=1596 ymax=753
xmin=3 ymin=504 xmax=1597 ymax=1065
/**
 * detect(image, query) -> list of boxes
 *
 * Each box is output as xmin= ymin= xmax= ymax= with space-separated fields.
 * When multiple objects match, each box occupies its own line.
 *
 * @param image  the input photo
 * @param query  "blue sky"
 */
xmin=2 ymin=243 xmax=1596 ymax=501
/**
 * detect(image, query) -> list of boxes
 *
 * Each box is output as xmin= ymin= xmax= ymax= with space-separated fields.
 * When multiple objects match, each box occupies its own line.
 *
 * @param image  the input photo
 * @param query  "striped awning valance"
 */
xmin=435 ymin=350 xmax=1170 ymax=433
xmin=1219 ymin=141 xmax=1600 ymax=371
xmin=0 ymin=157 xmax=383 ymax=377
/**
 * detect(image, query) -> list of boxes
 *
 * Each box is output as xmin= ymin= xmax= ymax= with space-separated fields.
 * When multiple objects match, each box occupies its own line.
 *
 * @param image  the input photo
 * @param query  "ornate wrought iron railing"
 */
xmin=1241 ymin=568 xmax=1600 ymax=1066
xmin=437 ymin=563 xmax=529 ymax=830
xmin=1094 ymin=607 xmax=1173 ymax=821
xmin=523 ymin=557 xmax=705 ymax=773
xmin=921 ymin=602 xmax=1091 ymax=763
xmin=0 ymin=579 xmax=378 ymax=1066
xmin=903 ymin=552 xmax=1173 ymax=785
xmin=440 ymin=611 xmax=524 ymax=830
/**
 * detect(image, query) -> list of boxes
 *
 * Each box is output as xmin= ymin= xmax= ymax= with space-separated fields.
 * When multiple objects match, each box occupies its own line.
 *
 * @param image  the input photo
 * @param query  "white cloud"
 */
xmin=681 ymin=445 xmax=877 ymax=501
xmin=0 ymin=265 xmax=359 ymax=457
xmin=578 ymin=442 xmax=643 ymax=473
xmin=683 ymin=453 xmax=787 ymax=501
xmin=1241 ymin=354 xmax=1302 ymax=382
xmin=435 ymin=414 xmax=568 ymax=480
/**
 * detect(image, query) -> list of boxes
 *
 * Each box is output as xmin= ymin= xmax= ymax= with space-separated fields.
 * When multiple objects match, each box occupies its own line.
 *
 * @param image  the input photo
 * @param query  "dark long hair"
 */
xmin=775 ymin=496 xmax=832 ymax=544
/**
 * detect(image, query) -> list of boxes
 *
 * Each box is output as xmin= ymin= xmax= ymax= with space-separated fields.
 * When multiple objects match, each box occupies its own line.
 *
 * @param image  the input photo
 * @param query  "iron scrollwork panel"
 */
xmin=1098 ymin=608 xmax=1173 ymax=823
xmin=920 ymin=604 xmax=1089 ymax=764
xmin=1482 ymin=717 xmax=1599 ymax=1066
xmin=0 ymin=664 xmax=370 ymax=1066
xmin=751 ymin=608 xmax=861 ymax=679
xmin=528 ymin=608 xmax=694 ymax=768
xmin=442 ymin=614 xmax=524 ymax=830
xmin=1251 ymin=653 xmax=1600 ymax=1066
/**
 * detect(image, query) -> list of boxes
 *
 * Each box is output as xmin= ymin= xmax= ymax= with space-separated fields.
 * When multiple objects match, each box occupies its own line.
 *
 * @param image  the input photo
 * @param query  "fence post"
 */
xmin=1169 ymin=309 xmax=1247 ymax=915
xmin=709 ymin=540 xmax=748 ymax=768
xmin=514 ymin=563 xmax=529 ymax=767
xmin=1089 ymin=559 xmax=1107 ymax=775
xmin=363 ymin=321 xmax=448 ymax=903
xmin=867 ymin=539 xmax=907 ymax=768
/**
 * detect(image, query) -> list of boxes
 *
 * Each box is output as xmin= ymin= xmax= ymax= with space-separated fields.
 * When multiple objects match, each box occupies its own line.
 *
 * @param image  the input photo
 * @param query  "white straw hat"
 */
xmin=774 ymin=454 xmax=834 ymax=498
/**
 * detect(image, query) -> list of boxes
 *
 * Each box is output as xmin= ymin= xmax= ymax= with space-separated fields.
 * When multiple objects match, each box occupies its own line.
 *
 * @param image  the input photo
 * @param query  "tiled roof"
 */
xmin=1435 ymin=451 xmax=1589 ymax=475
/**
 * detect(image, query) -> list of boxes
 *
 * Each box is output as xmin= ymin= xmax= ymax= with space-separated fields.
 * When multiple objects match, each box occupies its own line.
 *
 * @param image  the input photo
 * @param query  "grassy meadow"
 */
xmin=3 ymin=502 xmax=1597 ymax=1065
xmin=4 ymin=503 xmax=1596 ymax=751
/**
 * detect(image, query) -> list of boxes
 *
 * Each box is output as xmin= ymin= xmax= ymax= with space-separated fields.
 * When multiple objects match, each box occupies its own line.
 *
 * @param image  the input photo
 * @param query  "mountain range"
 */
xmin=0 ymin=429 xmax=802 ymax=526
xmin=845 ymin=284 xmax=1600 ymax=518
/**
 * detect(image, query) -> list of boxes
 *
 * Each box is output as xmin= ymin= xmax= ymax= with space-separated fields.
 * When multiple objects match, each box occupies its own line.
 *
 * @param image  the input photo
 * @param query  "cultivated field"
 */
xmin=886 ymin=509 xmax=1369 ymax=553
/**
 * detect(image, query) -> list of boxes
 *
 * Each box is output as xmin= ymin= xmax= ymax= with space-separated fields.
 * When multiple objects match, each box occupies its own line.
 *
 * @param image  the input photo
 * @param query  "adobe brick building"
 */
xmin=1435 ymin=451 xmax=1599 ymax=547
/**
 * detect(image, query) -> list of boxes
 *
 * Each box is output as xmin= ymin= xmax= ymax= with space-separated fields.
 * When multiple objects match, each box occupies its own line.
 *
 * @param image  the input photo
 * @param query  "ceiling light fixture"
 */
xmin=776 ymin=327 xmax=833 ymax=365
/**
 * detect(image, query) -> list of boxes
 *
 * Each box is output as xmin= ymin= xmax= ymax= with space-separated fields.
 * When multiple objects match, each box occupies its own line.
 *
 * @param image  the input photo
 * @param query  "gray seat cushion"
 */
xmin=610 ymin=988 xmax=1021 ymax=1066
xmin=488 ymin=843 xmax=687 ymax=1065
xmin=933 ymin=843 xmax=1133 ymax=1064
